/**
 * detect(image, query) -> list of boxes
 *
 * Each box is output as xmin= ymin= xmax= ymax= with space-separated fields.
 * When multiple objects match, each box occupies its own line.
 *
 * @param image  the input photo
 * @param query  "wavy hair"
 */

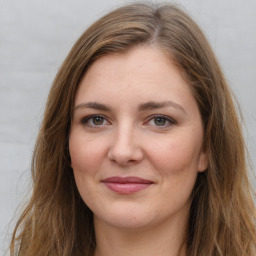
xmin=10 ymin=3 xmax=256 ymax=255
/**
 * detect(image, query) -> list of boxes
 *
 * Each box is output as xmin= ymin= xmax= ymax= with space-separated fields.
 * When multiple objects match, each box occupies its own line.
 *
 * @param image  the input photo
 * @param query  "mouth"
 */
xmin=101 ymin=176 xmax=154 ymax=194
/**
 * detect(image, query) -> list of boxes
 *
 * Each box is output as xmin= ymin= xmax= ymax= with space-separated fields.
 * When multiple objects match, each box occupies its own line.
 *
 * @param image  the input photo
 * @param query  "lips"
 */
xmin=102 ymin=176 xmax=154 ymax=194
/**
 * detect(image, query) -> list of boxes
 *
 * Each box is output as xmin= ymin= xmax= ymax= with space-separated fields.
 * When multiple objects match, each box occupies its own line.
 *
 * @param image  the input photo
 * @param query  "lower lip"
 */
xmin=103 ymin=182 xmax=152 ymax=194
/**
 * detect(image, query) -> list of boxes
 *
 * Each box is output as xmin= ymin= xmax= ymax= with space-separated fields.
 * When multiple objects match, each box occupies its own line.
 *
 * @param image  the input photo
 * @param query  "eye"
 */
xmin=81 ymin=115 xmax=110 ymax=127
xmin=146 ymin=115 xmax=176 ymax=128
xmin=153 ymin=117 xmax=168 ymax=126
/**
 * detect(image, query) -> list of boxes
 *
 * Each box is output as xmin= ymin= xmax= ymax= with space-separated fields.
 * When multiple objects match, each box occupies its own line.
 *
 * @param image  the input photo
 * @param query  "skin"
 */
xmin=69 ymin=46 xmax=208 ymax=256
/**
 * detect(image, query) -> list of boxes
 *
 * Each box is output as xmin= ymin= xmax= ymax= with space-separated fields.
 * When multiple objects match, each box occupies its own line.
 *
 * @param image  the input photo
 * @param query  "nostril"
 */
xmin=107 ymin=128 xmax=144 ymax=165
xmin=107 ymin=144 xmax=143 ymax=166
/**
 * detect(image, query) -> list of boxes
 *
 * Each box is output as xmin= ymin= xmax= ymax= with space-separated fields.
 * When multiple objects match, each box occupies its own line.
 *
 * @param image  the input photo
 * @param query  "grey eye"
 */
xmin=146 ymin=115 xmax=176 ymax=129
xmin=154 ymin=117 xmax=167 ymax=126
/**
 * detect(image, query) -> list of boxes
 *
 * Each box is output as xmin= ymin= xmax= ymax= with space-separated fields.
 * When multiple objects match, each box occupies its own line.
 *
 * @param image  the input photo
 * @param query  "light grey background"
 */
xmin=1 ymin=0 xmax=255 ymax=254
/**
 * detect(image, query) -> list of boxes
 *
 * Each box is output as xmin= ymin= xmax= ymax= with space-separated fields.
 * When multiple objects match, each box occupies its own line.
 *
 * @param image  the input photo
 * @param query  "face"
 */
xmin=69 ymin=46 xmax=208 ymax=230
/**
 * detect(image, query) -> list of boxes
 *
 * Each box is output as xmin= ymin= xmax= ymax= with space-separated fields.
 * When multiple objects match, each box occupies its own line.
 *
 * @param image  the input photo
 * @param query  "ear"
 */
xmin=197 ymin=150 xmax=208 ymax=172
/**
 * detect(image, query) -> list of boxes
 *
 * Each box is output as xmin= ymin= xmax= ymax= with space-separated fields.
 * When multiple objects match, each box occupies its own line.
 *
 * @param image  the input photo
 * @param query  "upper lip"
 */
xmin=102 ymin=176 xmax=154 ymax=184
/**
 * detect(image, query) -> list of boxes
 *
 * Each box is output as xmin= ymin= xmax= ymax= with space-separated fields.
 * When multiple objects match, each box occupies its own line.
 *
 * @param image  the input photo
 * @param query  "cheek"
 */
xmin=143 ymin=133 xmax=201 ymax=216
xmin=69 ymin=132 xmax=106 ymax=206
xmin=69 ymin=132 xmax=106 ymax=174
xmin=148 ymin=133 xmax=201 ymax=175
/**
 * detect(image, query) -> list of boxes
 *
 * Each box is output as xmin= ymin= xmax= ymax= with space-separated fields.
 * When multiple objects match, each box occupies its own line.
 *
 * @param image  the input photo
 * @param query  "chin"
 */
xmin=94 ymin=207 xmax=156 ymax=230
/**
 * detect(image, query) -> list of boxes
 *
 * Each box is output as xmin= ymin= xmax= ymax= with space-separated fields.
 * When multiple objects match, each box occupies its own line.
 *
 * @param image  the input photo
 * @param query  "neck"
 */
xmin=93 ymin=215 xmax=187 ymax=256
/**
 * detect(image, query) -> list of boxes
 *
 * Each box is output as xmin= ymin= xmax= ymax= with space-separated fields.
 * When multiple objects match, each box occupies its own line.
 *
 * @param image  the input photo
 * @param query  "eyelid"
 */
xmin=144 ymin=114 xmax=177 ymax=127
xmin=81 ymin=114 xmax=111 ymax=127
xmin=80 ymin=114 xmax=176 ymax=129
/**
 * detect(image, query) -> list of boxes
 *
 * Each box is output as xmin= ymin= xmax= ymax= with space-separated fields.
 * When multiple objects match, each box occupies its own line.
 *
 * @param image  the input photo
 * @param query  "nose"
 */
xmin=107 ymin=125 xmax=144 ymax=166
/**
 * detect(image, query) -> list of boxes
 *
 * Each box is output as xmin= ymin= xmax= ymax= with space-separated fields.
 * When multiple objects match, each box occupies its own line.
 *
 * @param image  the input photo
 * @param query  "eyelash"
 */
xmin=81 ymin=115 xmax=110 ymax=127
xmin=145 ymin=115 xmax=176 ymax=128
xmin=80 ymin=114 xmax=176 ymax=129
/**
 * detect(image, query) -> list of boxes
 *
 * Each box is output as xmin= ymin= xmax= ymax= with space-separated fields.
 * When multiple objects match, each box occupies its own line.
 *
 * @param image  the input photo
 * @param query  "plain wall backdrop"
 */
xmin=1 ymin=0 xmax=256 ymax=254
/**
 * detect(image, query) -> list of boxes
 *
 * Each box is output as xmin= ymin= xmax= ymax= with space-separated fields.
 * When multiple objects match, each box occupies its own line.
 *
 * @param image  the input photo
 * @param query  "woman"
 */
xmin=10 ymin=3 xmax=256 ymax=256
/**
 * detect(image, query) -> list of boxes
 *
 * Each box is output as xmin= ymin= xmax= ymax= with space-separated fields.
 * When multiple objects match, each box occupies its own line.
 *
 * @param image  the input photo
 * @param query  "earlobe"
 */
xmin=198 ymin=151 xmax=208 ymax=172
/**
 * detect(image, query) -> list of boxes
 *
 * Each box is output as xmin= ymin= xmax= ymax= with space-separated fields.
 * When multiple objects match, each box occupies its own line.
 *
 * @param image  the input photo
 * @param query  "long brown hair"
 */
xmin=10 ymin=3 xmax=256 ymax=255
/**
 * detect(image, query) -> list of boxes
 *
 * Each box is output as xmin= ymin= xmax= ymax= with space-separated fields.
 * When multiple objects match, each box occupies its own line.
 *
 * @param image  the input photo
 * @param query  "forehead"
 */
xmin=74 ymin=46 xmax=197 ymax=113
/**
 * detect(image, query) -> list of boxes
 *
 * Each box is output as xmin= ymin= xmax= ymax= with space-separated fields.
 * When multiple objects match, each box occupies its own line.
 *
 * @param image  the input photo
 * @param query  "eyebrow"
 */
xmin=74 ymin=102 xmax=111 ymax=111
xmin=138 ymin=101 xmax=186 ymax=113
xmin=74 ymin=100 xmax=186 ymax=114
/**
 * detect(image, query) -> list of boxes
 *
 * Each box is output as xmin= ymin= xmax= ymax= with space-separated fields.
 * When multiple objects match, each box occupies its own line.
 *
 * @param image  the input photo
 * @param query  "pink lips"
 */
xmin=102 ymin=176 xmax=153 ymax=194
